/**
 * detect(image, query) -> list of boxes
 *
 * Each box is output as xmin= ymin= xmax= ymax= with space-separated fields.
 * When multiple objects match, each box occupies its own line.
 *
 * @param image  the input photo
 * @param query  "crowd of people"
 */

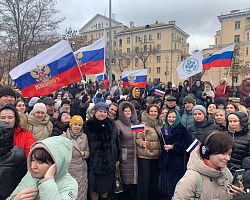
xmin=0 ymin=76 xmax=250 ymax=200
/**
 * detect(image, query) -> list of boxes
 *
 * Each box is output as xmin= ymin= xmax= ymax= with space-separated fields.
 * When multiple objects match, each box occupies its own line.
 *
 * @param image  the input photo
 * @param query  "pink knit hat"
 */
xmin=31 ymin=103 xmax=47 ymax=114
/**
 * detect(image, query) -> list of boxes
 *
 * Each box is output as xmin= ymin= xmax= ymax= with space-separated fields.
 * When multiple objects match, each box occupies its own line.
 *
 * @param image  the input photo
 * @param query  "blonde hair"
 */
xmin=18 ymin=111 xmax=29 ymax=130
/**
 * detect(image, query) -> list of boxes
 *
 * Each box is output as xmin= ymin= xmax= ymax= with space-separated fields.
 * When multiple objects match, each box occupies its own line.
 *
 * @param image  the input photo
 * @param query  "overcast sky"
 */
xmin=57 ymin=0 xmax=250 ymax=52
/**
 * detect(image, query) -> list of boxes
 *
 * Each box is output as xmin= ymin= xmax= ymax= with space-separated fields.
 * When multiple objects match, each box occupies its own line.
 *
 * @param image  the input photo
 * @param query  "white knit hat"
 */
xmin=31 ymin=103 xmax=47 ymax=114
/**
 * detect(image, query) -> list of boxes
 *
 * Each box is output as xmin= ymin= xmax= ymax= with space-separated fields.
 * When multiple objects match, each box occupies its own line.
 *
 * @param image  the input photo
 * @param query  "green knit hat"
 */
xmin=183 ymin=95 xmax=196 ymax=105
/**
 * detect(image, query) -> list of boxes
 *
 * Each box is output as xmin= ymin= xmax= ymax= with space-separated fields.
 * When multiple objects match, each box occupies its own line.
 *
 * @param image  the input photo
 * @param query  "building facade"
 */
xmin=78 ymin=14 xmax=189 ymax=84
xmin=202 ymin=8 xmax=250 ymax=85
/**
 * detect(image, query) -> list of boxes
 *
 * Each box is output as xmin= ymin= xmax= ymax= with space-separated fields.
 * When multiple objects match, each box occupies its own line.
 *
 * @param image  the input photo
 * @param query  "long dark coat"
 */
xmin=84 ymin=115 xmax=120 ymax=175
xmin=159 ymin=123 xmax=192 ymax=199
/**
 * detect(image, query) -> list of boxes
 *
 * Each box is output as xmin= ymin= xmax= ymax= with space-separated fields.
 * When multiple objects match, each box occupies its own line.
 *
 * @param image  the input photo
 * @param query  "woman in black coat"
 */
xmin=51 ymin=111 xmax=71 ymax=136
xmin=84 ymin=102 xmax=120 ymax=200
xmin=159 ymin=110 xmax=192 ymax=200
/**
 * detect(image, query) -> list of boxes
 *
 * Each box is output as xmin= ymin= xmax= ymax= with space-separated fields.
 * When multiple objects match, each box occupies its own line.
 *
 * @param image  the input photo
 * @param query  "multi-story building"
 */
xmin=78 ymin=14 xmax=189 ymax=84
xmin=202 ymin=8 xmax=250 ymax=85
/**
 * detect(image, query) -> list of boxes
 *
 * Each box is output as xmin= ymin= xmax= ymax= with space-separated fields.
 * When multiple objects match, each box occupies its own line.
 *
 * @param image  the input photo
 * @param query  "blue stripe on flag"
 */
xmin=202 ymin=51 xmax=233 ymax=65
xmin=79 ymin=48 xmax=104 ymax=63
xmin=122 ymin=75 xmax=147 ymax=83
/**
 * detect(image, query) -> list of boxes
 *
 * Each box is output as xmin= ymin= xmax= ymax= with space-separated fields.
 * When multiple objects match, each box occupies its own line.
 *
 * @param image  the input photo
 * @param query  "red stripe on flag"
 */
xmin=123 ymin=82 xmax=146 ymax=88
xmin=21 ymin=66 xmax=81 ymax=97
xmin=79 ymin=60 xmax=104 ymax=75
xmin=203 ymin=59 xmax=232 ymax=70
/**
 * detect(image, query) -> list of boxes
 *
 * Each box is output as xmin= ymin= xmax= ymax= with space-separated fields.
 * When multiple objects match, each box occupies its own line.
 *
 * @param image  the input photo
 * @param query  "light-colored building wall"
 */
xmin=205 ymin=8 xmax=250 ymax=85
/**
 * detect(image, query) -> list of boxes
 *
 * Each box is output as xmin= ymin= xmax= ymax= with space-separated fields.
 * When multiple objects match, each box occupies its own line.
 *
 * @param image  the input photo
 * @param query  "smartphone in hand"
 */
xmin=232 ymin=169 xmax=245 ymax=185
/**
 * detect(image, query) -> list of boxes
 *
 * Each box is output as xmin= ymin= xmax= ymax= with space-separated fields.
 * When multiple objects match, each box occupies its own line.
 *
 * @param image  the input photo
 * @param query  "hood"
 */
xmin=141 ymin=111 xmax=163 ymax=129
xmin=131 ymin=87 xmax=140 ymax=99
xmin=188 ymin=150 xmax=226 ymax=179
xmin=117 ymin=101 xmax=138 ymax=126
xmin=0 ymin=121 xmax=14 ymax=157
xmin=227 ymin=112 xmax=249 ymax=133
xmin=27 ymin=136 xmax=73 ymax=180
xmin=243 ymin=76 xmax=250 ymax=82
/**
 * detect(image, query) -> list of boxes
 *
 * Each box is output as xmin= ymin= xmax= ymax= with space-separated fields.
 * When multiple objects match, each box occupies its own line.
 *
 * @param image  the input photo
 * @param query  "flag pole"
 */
xmin=108 ymin=0 xmax=113 ymax=87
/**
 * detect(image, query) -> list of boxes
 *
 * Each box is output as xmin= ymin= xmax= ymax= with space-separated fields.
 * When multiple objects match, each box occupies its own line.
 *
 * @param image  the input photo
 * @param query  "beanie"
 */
xmin=93 ymin=102 xmax=109 ymax=112
xmin=183 ymin=95 xmax=196 ymax=105
xmin=192 ymin=105 xmax=207 ymax=116
xmin=28 ymin=97 xmax=41 ymax=107
xmin=70 ymin=115 xmax=84 ymax=126
xmin=0 ymin=86 xmax=16 ymax=99
xmin=0 ymin=104 xmax=20 ymax=128
xmin=61 ymin=99 xmax=71 ymax=107
xmin=214 ymin=97 xmax=227 ymax=106
xmin=31 ymin=103 xmax=47 ymax=114
xmin=245 ymin=96 xmax=250 ymax=108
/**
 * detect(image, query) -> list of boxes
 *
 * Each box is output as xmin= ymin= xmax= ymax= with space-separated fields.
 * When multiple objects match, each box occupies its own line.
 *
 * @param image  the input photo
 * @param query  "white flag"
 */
xmin=176 ymin=51 xmax=204 ymax=80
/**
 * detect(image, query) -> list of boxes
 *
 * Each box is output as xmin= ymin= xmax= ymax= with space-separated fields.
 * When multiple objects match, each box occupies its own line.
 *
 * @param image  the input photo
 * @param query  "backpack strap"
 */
xmin=194 ymin=171 xmax=202 ymax=200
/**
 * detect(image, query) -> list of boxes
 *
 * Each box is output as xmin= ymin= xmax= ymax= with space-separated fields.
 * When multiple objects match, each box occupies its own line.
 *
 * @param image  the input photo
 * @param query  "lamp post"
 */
xmin=108 ymin=0 xmax=113 ymax=87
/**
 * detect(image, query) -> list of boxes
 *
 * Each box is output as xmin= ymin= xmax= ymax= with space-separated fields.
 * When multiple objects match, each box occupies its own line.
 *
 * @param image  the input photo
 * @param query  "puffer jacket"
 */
xmin=7 ymin=136 xmax=78 ymax=200
xmin=180 ymin=109 xmax=194 ymax=131
xmin=0 ymin=122 xmax=27 ymax=200
xmin=172 ymin=150 xmax=233 ymax=200
xmin=115 ymin=101 xmax=139 ymax=185
xmin=189 ymin=117 xmax=221 ymax=140
xmin=136 ymin=111 xmax=163 ymax=159
xmin=227 ymin=112 xmax=250 ymax=175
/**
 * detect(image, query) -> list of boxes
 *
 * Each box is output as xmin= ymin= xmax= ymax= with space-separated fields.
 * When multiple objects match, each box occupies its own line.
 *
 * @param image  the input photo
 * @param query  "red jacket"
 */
xmin=215 ymin=83 xmax=230 ymax=98
xmin=14 ymin=127 xmax=35 ymax=159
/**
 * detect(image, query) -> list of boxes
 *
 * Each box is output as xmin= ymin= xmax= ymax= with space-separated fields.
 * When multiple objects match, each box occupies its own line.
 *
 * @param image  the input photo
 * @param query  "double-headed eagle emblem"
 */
xmin=30 ymin=64 xmax=51 ymax=82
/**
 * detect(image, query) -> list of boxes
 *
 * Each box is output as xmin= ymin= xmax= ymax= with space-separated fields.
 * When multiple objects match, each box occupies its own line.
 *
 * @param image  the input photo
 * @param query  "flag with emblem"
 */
xmin=122 ymin=69 xmax=147 ymax=88
xmin=74 ymin=37 xmax=105 ymax=75
xmin=9 ymin=40 xmax=82 ymax=97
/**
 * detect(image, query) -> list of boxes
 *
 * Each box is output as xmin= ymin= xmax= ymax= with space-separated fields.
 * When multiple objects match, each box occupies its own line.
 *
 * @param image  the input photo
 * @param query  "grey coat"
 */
xmin=115 ymin=101 xmax=139 ymax=185
xmin=62 ymin=128 xmax=89 ymax=200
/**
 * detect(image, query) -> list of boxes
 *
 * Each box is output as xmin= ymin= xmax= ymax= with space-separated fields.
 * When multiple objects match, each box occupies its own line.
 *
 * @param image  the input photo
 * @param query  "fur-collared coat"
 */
xmin=84 ymin=115 xmax=120 ymax=175
xmin=136 ymin=111 xmax=163 ymax=159
xmin=62 ymin=128 xmax=89 ymax=200
xmin=115 ymin=101 xmax=139 ymax=185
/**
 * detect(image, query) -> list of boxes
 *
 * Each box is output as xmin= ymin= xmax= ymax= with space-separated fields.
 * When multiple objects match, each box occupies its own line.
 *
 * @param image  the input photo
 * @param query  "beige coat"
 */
xmin=173 ymin=150 xmax=233 ymax=200
xmin=28 ymin=113 xmax=53 ymax=141
xmin=136 ymin=111 xmax=163 ymax=159
xmin=62 ymin=128 xmax=89 ymax=200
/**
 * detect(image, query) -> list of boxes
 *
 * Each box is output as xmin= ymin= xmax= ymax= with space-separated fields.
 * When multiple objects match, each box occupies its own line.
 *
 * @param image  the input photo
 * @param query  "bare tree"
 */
xmin=113 ymin=49 xmax=136 ymax=74
xmin=0 ymin=0 xmax=64 ymax=65
xmin=135 ymin=45 xmax=156 ymax=69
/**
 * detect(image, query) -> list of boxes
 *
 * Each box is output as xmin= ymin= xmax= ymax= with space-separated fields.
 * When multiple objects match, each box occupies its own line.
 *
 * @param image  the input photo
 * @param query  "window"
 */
xmin=157 ymin=44 xmax=161 ymax=51
xmin=127 ymin=58 xmax=130 ymax=65
xmin=247 ymin=33 xmax=249 ymax=41
xmin=144 ymin=35 xmax=147 ymax=43
xmin=235 ymin=21 xmax=240 ymax=29
xmin=246 ymin=47 xmax=249 ymax=56
xmin=135 ymin=58 xmax=139 ymax=65
xmin=119 ymin=59 xmax=122 ymax=67
xmin=107 ymin=32 xmax=109 ymax=37
xmin=135 ymin=47 xmax=139 ymax=53
xmin=149 ymin=34 xmax=152 ymax=41
xmin=149 ymin=44 xmax=152 ymax=51
xmin=119 ymin=39 xmax=122 ymax=47
xmin=127 ymin=48 xmax=130 ymax=54
xmin=127 ymin=37 xmax=130 ymax=44
xmin=144 ymin=45 xmax=147 ymax=51
xmin=234 ymin=35 xmax=240 ymax=43
xmin=215 ymin=38 xmax=218 ymax=46
xmin=157 ymin=56 xmax=161 ymax=63
xmin=174 ymin=43 xmax=177 ymax=49
xmin=157 ymin=67 xmax=161 ymax=74
xmin=157 ymin=32 xmax=161 ymax=40
xmin=136 ymin=36 xmax=141 ymax=43
xmin=148 ymin=67 xmax=151 ymax=73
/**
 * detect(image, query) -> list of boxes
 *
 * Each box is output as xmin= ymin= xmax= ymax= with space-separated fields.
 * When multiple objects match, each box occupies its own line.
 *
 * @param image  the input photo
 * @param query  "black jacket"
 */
xmin=0 ymin=122 xmax=27 ymax=199
xmin=84 ymin=116 xmax=120 ymax=175
xmin=51 ymin=122 xmax=69 ymax=137
xmin=189 ymin=117 xmax=221 ymax=141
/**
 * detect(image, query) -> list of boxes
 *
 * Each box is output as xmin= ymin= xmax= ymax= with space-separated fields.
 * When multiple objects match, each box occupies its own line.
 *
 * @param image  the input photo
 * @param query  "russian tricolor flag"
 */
xmin=202 ymin=44 xmax=234 ymax=70
xmin=186 ymin=138 xmax=201 ymax=154
xmin=96 ymin=73 xmax=109 ymax=89
xmin=9 ymin=40 xmax=82 ymax=97
xmin=154 ymin=89 xmax=165 ymax=97
xmin=131 ymin=124 xmax=145 ymax=133
xmin=122 ymin=69 xmax=147 ymax=88
xmin=75 ymin=37 xmax=105 ymax=75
